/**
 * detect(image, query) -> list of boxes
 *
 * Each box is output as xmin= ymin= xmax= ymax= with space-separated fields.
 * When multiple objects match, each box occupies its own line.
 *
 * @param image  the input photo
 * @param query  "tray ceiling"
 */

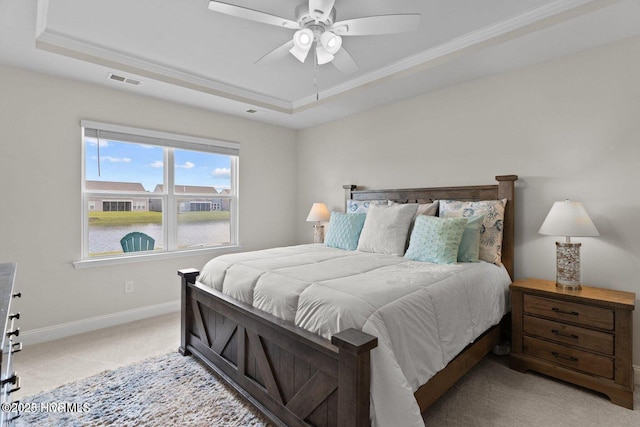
xmin=2 ymin=0 xmax=640 ymax=128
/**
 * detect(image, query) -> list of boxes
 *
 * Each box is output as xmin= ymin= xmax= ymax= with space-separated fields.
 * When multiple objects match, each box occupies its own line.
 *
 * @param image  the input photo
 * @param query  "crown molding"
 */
xmin=35 ymin=29 xmax=293 ymax=113
xmin=35 ymin=0 xmax=619 ymax=115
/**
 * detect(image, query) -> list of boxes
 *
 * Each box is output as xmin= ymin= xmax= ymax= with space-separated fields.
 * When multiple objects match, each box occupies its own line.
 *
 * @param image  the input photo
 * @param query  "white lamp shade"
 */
xmin=538 ymin=200 xmax=600 ymax=237
xmin=320 ymin=31 xmax=342 ymax=54
xmin=290 ymin=29 xmax=313 ymax=63
xmin=306 ymin=203 xmax=330 ymax=222
xmin=315 ymin=45 xmax=334 ymax=65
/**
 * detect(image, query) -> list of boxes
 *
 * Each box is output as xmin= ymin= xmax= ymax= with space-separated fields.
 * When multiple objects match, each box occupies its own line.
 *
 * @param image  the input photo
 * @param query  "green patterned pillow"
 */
xmin=325 ymin=212 xmax=367 ymax=251
xmin=404 ymin=216 xmax=467 ymax=264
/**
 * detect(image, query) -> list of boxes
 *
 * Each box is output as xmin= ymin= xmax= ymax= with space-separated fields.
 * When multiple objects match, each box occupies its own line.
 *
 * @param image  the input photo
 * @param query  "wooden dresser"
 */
xmin=0 ymin=263 xmax=21 ymax=425
xmin=510 ymin=278 xmax=635 ymax=409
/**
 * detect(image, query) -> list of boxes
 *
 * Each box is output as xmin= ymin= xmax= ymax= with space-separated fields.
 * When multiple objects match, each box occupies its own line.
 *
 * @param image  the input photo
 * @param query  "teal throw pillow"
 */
xmin=405 ymin=216 xmax=467 ymax=264
xmin=458 ymin=215 xmax=484 ymax=262
xmin=325 ymin=212 xmax=367 ymax=251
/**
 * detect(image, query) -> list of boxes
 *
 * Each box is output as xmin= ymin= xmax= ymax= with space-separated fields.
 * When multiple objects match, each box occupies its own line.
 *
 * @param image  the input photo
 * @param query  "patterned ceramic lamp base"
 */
xmin=313 ymin=225 xmax=325 ymax=244
xmin=556 ymin=242 xmax=581 ymax=290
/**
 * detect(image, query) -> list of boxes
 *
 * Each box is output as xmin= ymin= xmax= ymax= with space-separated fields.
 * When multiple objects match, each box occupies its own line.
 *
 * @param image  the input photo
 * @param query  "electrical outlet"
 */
xmin=124 ymin=281 xmax=134 ymax=294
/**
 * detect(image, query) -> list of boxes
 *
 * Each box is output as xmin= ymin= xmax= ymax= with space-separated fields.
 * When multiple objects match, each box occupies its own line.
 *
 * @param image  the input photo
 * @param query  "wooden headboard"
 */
xmin=343 ymin=175 xmax=518 ymax=280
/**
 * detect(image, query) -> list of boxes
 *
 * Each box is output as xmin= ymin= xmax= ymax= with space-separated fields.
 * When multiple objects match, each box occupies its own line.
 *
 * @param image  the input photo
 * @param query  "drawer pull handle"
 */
xmin=12 ymin=292 xmax=21 ymax=299
xmin=551 ymin=307 xmax=579 ymax=316
xmin=551 ymin=352 xmax=578 ymax=362
xmin=8 ymin=376 xmax=21 ymax=394
xmin=11 ymin=342 xmax=22 ymax=354
xmin=6 ymin=328 xmax=19 ymax=338
xmin=551 ymin=329 xmax=579 ymax=340
xmin=9 ymin=312 xmax=20 ymax=320
xmin=1 ymin=372 xmax=18 ymax=386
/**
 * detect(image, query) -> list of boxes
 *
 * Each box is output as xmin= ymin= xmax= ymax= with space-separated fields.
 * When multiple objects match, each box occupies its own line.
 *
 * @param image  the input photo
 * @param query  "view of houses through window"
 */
xmin=82 ymin=122 xmax=238 ymax=258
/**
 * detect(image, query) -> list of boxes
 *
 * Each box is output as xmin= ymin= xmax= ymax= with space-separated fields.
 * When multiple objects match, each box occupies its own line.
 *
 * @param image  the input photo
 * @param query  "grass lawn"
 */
xmin=89 ymin=210 xmax=230 ymax=226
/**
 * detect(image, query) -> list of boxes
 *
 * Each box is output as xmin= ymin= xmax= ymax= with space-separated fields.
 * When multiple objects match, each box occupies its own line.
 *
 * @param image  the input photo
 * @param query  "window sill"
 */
xmin=72 ymin=245 xmax=243 ymax=269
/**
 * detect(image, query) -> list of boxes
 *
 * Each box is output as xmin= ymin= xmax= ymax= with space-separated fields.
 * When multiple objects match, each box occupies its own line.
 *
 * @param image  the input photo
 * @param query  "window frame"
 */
xmin=75 ymin=121 xmax=240 ymax=268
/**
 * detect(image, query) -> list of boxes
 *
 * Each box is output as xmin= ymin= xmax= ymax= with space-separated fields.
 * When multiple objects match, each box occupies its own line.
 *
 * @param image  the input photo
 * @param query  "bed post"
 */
xmin=331 ymin=329 xmax=378 ymax=427
xmin=496 ymin=175 xmax=518 ymax=280
xmin=343 ymin=185 xmax=357 ymax=213
xmin=178 ymin=268 xmax=199 ymax=356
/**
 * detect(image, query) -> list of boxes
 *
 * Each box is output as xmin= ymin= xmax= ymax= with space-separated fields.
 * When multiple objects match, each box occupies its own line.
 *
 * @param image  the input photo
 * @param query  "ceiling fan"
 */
xmin=207 ymin=0 xmax=421 ymax=75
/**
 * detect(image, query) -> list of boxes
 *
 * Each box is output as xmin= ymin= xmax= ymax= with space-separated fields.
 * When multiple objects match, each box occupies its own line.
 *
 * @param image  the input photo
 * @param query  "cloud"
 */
xmin=212 ymin=167 xmax=230 ymax=178
xmin=150 ymin=160 xmax=163 ymax=168
xmin=101 ymin=156 xmax=131 ymax=163
xmin=86 ymin=138 xmax=109 ymax=148
xmin=177 ymin=161 xmax=195 ymax=169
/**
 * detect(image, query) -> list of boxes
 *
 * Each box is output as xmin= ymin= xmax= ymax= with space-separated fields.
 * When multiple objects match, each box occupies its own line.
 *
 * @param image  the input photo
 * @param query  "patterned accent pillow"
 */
xmin=324 ymin=212 xmax=367 ymax=251
xmin=439 ymin=199 xmax=507 ymax=265
xmin=357 ymin=203 xmax=418 ymax=256
xmin=346 ymin=199 xmax=387 ymax=214
xmin=457 ymin=215 xmax=484 ymax=262
xmin=404 ymin=216 xmax=468 ymax=264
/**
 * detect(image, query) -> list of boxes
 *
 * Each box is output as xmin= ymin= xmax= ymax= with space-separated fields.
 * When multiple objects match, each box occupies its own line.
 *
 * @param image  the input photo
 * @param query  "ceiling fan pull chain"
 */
xmin=314 ymin=48 xmax=319 ymax=101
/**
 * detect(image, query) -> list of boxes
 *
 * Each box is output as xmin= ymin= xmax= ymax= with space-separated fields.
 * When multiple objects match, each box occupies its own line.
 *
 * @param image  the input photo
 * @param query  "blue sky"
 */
xmin=85 ymin=139 xmax=231 ymax=192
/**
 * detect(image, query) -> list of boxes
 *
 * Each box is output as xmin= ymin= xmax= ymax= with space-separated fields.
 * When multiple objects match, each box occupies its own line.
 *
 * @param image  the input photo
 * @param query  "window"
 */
xmin=81 ymin=121 xmax=239 ymax=259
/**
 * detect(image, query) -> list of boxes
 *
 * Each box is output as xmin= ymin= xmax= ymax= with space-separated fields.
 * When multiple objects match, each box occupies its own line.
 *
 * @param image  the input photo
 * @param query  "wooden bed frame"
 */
xmin=178 ymin=175 xmax=518 ymax=426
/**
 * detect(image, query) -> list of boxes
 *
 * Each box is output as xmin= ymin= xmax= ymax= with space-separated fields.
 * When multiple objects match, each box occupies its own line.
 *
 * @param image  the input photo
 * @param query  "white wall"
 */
xmin=3 ymin=33 xmax=640 ymax=367
xmin=295 ymin=35 xmax=640 ymax=365
xmin=0 ymin=66 xmax=297 ymax=337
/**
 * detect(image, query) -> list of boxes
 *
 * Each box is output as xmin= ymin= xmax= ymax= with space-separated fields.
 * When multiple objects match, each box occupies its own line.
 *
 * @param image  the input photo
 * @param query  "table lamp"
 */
xmin=538 ymin=200 xmax=599 ymax=290
xmin=306 ymin=203 xmax=330 ymax=243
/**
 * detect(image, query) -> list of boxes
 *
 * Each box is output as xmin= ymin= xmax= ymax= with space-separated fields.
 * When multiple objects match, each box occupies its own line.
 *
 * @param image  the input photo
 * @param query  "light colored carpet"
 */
xmin=14 ymin=350 xmax=640 ymax=426
xmin=424 ymin=357 xmax=640 ymax=426
xmin=14 ymin=312 xmax=180 ymax=400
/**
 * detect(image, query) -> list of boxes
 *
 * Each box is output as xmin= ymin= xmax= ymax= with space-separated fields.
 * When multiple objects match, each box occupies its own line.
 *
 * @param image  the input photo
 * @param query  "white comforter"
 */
xmin=198 ymin=244 xmax=511 ymax=427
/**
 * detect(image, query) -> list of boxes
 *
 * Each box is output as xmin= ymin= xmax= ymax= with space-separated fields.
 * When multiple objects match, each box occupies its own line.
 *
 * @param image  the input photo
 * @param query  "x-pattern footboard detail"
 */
xmin=179 ymin=269 xmax=378 ymax=427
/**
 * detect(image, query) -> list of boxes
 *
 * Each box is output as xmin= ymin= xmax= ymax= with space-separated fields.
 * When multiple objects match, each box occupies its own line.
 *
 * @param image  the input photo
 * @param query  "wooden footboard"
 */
xmin=178 ymin=269 xmax=377 ymax=427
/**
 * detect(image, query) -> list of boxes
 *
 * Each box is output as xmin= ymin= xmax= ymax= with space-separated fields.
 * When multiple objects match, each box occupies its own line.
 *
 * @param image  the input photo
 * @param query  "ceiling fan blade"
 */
xmin=309 ymin=0 xmax=336 ymax=20
xmin=331 ymin=48 xmax=359 ymax=75
xmin=208 ymin=1 xmax=301 ymax=30
xmin=255 ymin=40 xmax=295 ymax=64
xmin=333 ymin=14 xmax=420 ymax=36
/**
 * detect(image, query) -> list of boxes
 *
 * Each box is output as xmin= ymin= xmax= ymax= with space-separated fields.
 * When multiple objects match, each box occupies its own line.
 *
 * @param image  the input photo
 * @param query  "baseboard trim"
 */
xmin=20 ymin=300 xmax=180 ymax=345
xmin=634 ymin=365 xmax=640 ymax=386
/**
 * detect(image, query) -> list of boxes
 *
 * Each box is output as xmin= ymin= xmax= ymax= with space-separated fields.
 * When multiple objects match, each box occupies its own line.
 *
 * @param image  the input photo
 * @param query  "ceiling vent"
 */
xmin=107 ymin=73 xmax=141 ymax=86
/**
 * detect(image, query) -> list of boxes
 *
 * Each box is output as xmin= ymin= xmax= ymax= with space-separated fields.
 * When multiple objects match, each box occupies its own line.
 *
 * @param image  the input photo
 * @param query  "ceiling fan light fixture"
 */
xmin=290 ymin=28 xmax=314 ymax=62
xmin=206 ymin=0 xmax=421 ymax=74
xmin=320 ymin=31 xmax=341 ymax=55
xmin=315 ymin=45 xmax=334 ymax=65
xmin=293 ymin=29 xmax=313 ymax=49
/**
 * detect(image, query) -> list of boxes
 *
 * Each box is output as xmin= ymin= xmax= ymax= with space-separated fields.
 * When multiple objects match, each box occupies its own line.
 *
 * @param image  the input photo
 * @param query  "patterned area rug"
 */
xmin=15 ymin=352 xmax=271 ymax=426
xmin=15 ymin=352 xmax=640 ymax=426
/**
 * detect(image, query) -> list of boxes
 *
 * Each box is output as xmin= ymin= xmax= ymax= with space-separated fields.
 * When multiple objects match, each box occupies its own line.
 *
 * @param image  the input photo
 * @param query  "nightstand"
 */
xmin=510 ymin=278 xmax=635 ymax=409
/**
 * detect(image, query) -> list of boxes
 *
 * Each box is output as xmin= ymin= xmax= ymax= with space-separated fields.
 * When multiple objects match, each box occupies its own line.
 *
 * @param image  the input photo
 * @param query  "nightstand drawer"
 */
xmin=523 ymin=315 xmax=614 ymax=354
xmin=523 ymin=295 xmax=614 ymax=330
xmin=523 ymin=336 xmax=614 ymax=379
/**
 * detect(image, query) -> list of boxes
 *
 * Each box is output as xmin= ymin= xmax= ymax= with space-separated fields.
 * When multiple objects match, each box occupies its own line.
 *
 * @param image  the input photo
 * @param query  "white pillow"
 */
xmin=389 ymin=200 xmax=439 ymax=249
xmin=388 ymin=200 xmax=439 ymax=218
xmin=357 ymin=203 xmax=418 ymax=256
